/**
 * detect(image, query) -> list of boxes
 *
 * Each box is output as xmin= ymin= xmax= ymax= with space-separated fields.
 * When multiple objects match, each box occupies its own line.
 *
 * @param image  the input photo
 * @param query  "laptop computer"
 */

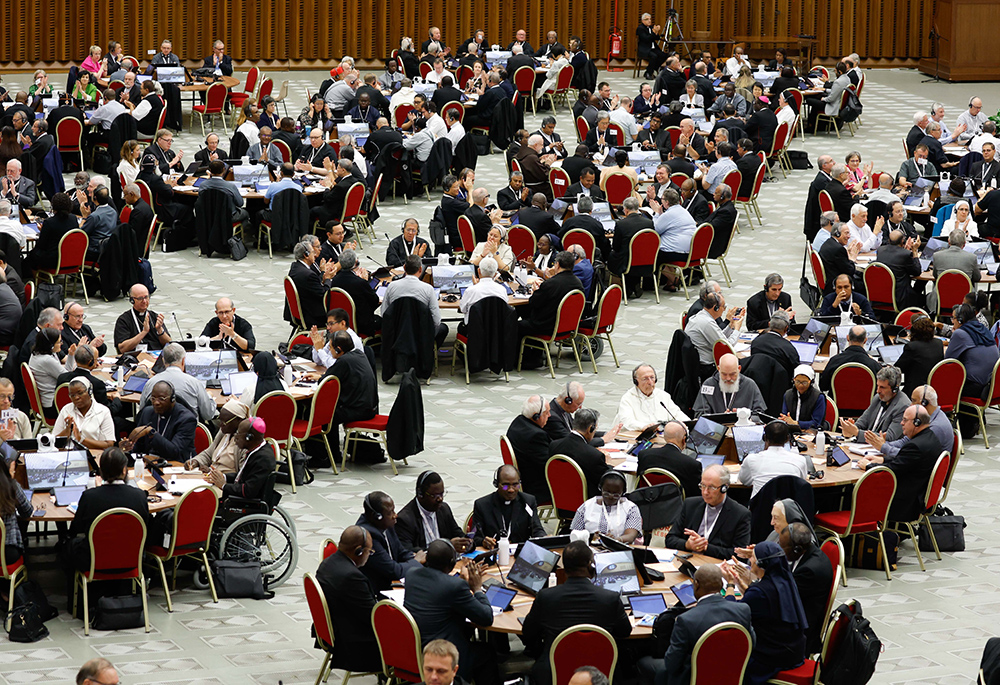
xmin=696 ymin=454 xmax=726 ymax=468
xmin=184 ymin=350 xmax=239 ymax=383
xmin=920 ymin=237 xmax=948 ymax=260
xmin=789 ymin=340 xmax=819 ymax=364
xmin=485 ymin=585 xmax=516 ymax=611
xmin=628 ymin=593 xmax=667 ymax=617
xmin=878 ymin=344 xmax=906 ymax=364
xmin=53 ymin=485 xmax=86 ymax=507
xmin=507 ymin=541 xmax=560 ymax=596
xmin=222 ymin=370 xmax=258 ymax=397
xmin=688 ymin=416 xmax=726 ymax=454
xmin=835 ymin=323 xmax=883 ymax=352
xmin=731 ymin=424 xmax=766 ymax=462
xmin=797 ymin=318 xmax=834 ymax=346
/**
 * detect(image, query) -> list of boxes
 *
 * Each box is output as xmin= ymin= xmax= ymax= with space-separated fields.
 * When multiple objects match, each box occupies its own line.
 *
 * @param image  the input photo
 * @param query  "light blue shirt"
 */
xmin=705 ymin=157 xmax=737 ymax=193
xmin=653 ymin=204 xmax=698 ymax=253
xmin=811 ymin=229 xmax=831 ymax=253
xmin=264 ymin=177 xmax=303 ymax=201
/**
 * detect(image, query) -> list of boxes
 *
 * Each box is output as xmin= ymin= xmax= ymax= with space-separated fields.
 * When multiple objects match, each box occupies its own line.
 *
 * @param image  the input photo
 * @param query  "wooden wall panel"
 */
xmin=0 ymin=0 xmax=939 ymax=68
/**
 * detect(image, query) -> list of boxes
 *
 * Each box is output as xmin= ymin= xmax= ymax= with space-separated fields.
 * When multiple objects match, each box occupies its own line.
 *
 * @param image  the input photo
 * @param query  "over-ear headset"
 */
xmin=599 ymin=470 xmax=627 ymax=492
xmin=632 ymin=365 xmax=657 ymax=387
xmin=527 ymin=396 xmax=543 ymax=421
xmin=160 ymin=380 xmax=176 ymax=401
xmin=401 ymin=218 xmax=419 ymax=235
xmin=493 ymin=466 xmax=504 ymax=488
xmin=563 ymin=381 xmax=574 ymax=406
xmin=719 ymin=482 xmax=729 ymax=493
xmin=442 ymin=538 xmax=457 ymax=566
xmin=363 ymin=493 xmax=382 ymax=521
xmin=920 ymin=384 xmax=930 ymax=407
xmin=885 ymin=368 xmax=900 ymax=394
xmin=971 ymin=97 xmax=978 ymax=107
xmin=416 ymin=470 xmax=433 ymax=497
xmin=912 ymin=412 xmax=923 ymax=427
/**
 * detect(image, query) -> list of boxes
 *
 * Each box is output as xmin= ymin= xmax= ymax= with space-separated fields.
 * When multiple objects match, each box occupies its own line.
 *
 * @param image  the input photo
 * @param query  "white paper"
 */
xmin=652 ymin=548 xmax=677 ymax=563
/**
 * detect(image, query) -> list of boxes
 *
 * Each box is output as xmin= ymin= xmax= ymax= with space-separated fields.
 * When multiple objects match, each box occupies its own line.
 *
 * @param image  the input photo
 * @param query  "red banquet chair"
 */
xmin=829 ymin=363 xmax=876 ymax=418
xmin=291 ymin=376 xmax=341 ymax=473
xmin=545 ymin=454 xmax=588 ymax=527
xmin=517 ymin=290 xmax=586 ymax=378
xmin=550 ymin=625 xmax=618 ymax=685
xmin=372 ymin=600 xmax=423 ymax=683
xmin=577 ymin=284 xmax=624 ymax=372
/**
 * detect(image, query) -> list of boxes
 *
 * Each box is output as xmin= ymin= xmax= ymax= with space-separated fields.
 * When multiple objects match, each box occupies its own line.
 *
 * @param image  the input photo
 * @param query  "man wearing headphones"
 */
xmin=858 ymin=405 xmax=940 ymax=523
xmin=114 ymin=283 xmax=171 ymax=353
xmin=356 ymin=491 xmax=424 ymax=590
xmin=322 ymin=331 xmax=378 ymax=458
xmin=329 ymin=250 xmax=381 ymax=337
xmin=521 ymin=541 xmax=632 ymax=685
xmin=385 ymin=218 xmax=431 ymax=268
xmin=471 ymin=465 xmax=545 ymax=549
xmin=636 ymin=421 xmax=702 ymax=498
xmin=738 ymin=421 xmax=812 ymax=498
xmin=548 ymin=408 xmax=613 ymax=499
xmin=614 ymin=363 xmax=689 ymax=432
xmin=62 ymin=301 xmax=107 ymax=357
xmin=692 ymin=353 xmax=767 ymax=417
xmin=840 ymin=366 xmax=909 ymax=443
xmin=686 ymin=290 xmax=744 ymax=380
xmin=663 ymin=464 xmax=750 ymax=560
xmin=777 ymin=522 xmax=832 ymax=655
xmin=546 ymin=381 xmax=622 ymax=445
xmin=818 ymin=273 xmax=876 ymax=319
xmin=314 ymin=525 xmax=383 ymax=674
xmin=861 ymin=385 xmax=953 ymax=459
xmin=121 ymin=380 xmax=196 ymax=461
xmin=818 ymin=221 xmax=861 ymax=295
xmin=505 ymin=395 xmax=553 ymax=500
xmin=396 ymin=471 xmax=470 ymax=554
xmin=193 ymin=133 xmax=229 ymax=167
xmin=403 ymin=539 xmax=497 ymax=685
xmin=745 ymin=274 xmax=795 ymax=331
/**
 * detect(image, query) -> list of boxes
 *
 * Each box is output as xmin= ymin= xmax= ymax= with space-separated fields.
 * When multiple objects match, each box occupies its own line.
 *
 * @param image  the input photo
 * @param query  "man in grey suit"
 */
xmin=404 ymin=540 xmax=498 ymax=685
xmin=382 ymin=254 xmax=448 ymax=348
xmin=839 ymin=365 xmax=909 ymax=443
xmin=929 ymin=228 xmax=980 ymax=312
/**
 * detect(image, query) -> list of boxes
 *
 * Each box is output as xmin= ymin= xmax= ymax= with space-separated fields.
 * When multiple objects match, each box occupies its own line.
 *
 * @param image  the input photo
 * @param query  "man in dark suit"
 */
xmin=497 ymin=172 xmax=532 ymax=212
xmin=803 ymin=154 xmax=836 ymax=240
xmin=825 ymin=165 xmax=855 ymax=227
xmin=750 ymin=314 xmax=800 ymax=381
xmin=635 ymin=14 xmax=667 ymax=78
xmin=920 ymin=122 xmax=958 ymax=172
xmin=691 ymin=61 xmax=717 ymax=108
xmin=542 ymin=381 xmax=607 ymax=445
xmin=323 ymin=332 xmax=378 ymax=456
xmin=464 ymin=189 xmax=502 ymax=243
xmin=518 ymin=251 xmax=584 ymax=338
xmin=206 ymin=418 xmax=274 ymax=500
xmin=663 ymin=464 xmax=751 ymax=559
xmin=355 ymin=491 xmax=424 ymax=591
xmin=24 ymin=120 xmax=54 ymax=169
xmin=396 ymin=471 xmax=471 ymax=553
xmin=710 ymin=105 xmax=747 ymax=144
xmin=547 ymin=409 xmax=609 ymax=497
xmin=534 ymin=117 xmax=567 ymax=159
xmin=971 ymin=142 xmax=999 ymax=189
xmin=516 ymin=193 xmax=562 ymax=238
xmin=875 ymin=228 xmax=923 ymax=309
xmin=123 ymin=381 xmax=197 ymax=462
xmin=707 ymin=183 xmax=738 ymax=260
xmin=779 ymin=522 xmax=833 ymax=655
xmin=558 ymin=196 xmax=611 ymax=260
xmin=818 ymin=224 xmax=860 ymax=294
xmin=666 ymin=146 xmax=697 ymax=178
xmin=521 ymin=541 xmax=632 ymax=685
xmin=608 ymin=197 xmax=654 ymax=291
xmin=506 ymin=396 xmax=553 ymax=501
xmin=123 ymin=184 xmax=155 ymax=250
xmin=363 ymin=118 xmax=403 ymax=162
xmin=566 ymin=173 xmax=607 ymax=207
xmin=309 ymin=161 xmax=357 ymax=227
xmin=653 ymin=55 xmax=687 ymax=104
xmin=660 ymin=565 xmax=755 ymax=685
xmin=537 ymin=32 xmax=565 ymax=59
xmin=734 ymin=139 xmax=762 ymax=198
xmin=287 ymin=240 xmax=333 ymax=328
xmin=315 ymin=526 xmax=383 ymax=673
xmin=506 ymin=46 xmax=536 ymax=77
xmin=745 ymin=273 xmax=795 ymax=330
xmin=431 ymin=75 xmax=464 ymax=112
xmin=0 ymin=159 xmax=36 ymax=207
xmin=471 ymin=465 xmax=546 ymax=547
xmin=905 ymin=112 xmax=929 ymax=157
xmin=743 ymin=99 xmax=778 ymax=154
xmin=329 ymin=250 xmax=381 ymax=336
xmin=636 ymin=421 xmax=701 ymax=498
xmin=679 ymin=178 xmax=710 ymax=225
xmin=561 ymin=144 xmax=597 ymax=185
xmin=465 ymin=72 xmax=506 ymax=128
xmin=404 ymin=540 xmax=497 ymax=685
xmin=202 ymin=41 xmax=234 ymax=75
xmin=819 ymin=324 xmax=882 ymax=392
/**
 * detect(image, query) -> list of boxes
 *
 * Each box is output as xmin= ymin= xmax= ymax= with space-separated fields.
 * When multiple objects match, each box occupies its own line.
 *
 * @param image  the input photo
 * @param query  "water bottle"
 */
xmin=923 ymin=190 xmax=930 ymax=207
xmin=116 ymin=366 xmax=124 ymax=391
xmin=816 ymin=430 xmax=826 ymax=454
xmin=498 ymin=538 xmax=510 ymax=566
xmin=133 ymin=457 xmax=145 ymax=482
xmin=304 ymin=124 xmax=312 ymax=140
xmin=548 ymin=572 xmax=557 ymax=588
xmin=283 ymin=360 xmax=294 ymax=385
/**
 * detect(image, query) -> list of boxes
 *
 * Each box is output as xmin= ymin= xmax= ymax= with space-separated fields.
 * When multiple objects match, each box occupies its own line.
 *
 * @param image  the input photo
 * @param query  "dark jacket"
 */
xmin=28 ymin=212 xmax=78 ymax=272
xmin=885 ymin=427 xmax=940 ymax=522
xmin=819 ymin=345 xmax=881 ymax=393
xmin=559 ymin=214 xmax=611 ymax=260
xmin=286 ymin=260 xmax=329 ymax=328
xmin=386 ymin=368 xmax=423 ymax=461
xmin=519 ymin=270 xmax=584 ymax=336
xmin=315 ymin=551 xmax=383 ymax=672
xmin=663 ymin=593 xmax=755 ymax=685
xmin=464 ymin=204 xmax=493 ymax=243
xmin=561 ymin=154 xmax=597 ymax=185
xmin=506 ymin=414 xmax=552 ymax=501
xmin=824 ymin=179 xmax=854 ymax=230
xmin=268 ymin=188 xmax=310 ymax=253
xmin=68 ymin=482 xmax=151 ymax=568
xmin=395 ymin=498 xmax=464 ymax=552
xmin=803 ymin=171 xmax=832 ymax=240
xmin=381 ymin=296 xmax=435 ymax=381
xmin=745 ymin=290 xmax=793 ymax=331
xmin=565 ymin=183 xmax=607 ymax=204
xmin=707 ymin=201 xmax=739 ymax=259
xmin=516 ymin=205 xmax=562 ymax=238
xmin=875 ymin=243 xmax=921 ymax=308
xmin=431 ymin=86 xmax=465 ymax=112
xmin=547 ymin=432 xmax=607 ymax=499
xmin=896 ymin=338 xmax=945 ymax=396
xmin=194 ymin=187 xmax=237 ymax=257
xmin=636 ymin=443 xmax=702 ymax=498
xmin=744 ymin=107 xmax=778 ymax=153
xmin=404 ymin=565 xmax=493 ymax=682
xmin=200 ymin=314 xmax=256 ymax=352
xmin=818 ymin=238 xmax=855 ymax=294
xmin=743 ymin=576 xmax=807 ymax=681
xmin=905 ymin=125 xmax=926 ymax=157
xmin=497 ymin=185 xmax=531 ymax=212
xmin=818 ymin=291 xmax=875 ymax=318
xmin=356 ymin=517 xmax=421 ymax=591
xmin=56 ymin=367 xmax=109 ymax=407
xmin=735 ymin=151 xmax=762 ymax=197
xmin=663 ymin=496 xmax=751 ymax=560
xmin=329 ymin=270 xmax=381 ymax=336
xmin=471 ymin=491 xmax=545 ymax=547
xmin=682 ymin=192 xmax=711 ymax=225
xmin=325 ymin=348 xmax=378 ymax=424
xmin=750 ymin=331 xmax=800 ymax=381
xmin=793 ymin=545 xmax=834 ymax=655
xmin=126 ymin=199 xmax=155 ymax=253
xmin=521 ymin=576 xmax=632 ymax=685
xmin=132 ymin=402 xmax=197 ymax=461
xmin=608 ymin=212 xmax=654 ymax=275
xmin=465 ymin=296 xmax=518 ymax=374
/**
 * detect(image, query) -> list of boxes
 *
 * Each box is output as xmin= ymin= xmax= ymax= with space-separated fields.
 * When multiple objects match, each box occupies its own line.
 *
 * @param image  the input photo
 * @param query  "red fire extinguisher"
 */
xmin=607 ymin=26 xmax=624 ymax=71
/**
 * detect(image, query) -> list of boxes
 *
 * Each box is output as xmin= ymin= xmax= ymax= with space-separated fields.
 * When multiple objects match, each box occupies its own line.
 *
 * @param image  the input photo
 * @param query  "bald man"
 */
xmin=114 ymin=283 xmax=171 ymax=352
xmin=864 ymin=385 xmax=952 ymax=457
xmin=636 ymin=421 xmax=702 ymax=498
xmin=200 ymin=297 xmax=256 ymax=351
xmin=76 ymin=658 xmax=120 ymax=685
xmin=207 ymin=418 xmax=275 ymax=500
xmin=692 ymin=353 xmax=767 ymax=416
xmin=315 ymin=525 xmax=382 ymax=672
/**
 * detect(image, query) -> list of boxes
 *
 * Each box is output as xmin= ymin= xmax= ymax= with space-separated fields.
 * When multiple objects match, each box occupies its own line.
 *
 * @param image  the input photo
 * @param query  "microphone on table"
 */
xmin=171 ymin=312 xmax=187 ymax=340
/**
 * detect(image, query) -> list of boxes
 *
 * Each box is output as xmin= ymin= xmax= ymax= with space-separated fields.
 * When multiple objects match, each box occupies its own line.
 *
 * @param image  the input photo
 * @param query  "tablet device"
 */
xmin=227 ymin=370 xmax=258 ymax=397
xmin=185 ymin=350 xmax=239 ymax=382
xmin=696 ymin=454 xmax=726 ymax=468
xmin=799 ymin=318 xmax=833 ymax=345
xmin=485 ymin=585 xmax=517 ymax=611
xmin=220 ymin=377 xmax=232 ymax=395
xmin=120 ymin=375 xmax=148 ymax=395
xmin=878 ymin=344 xmax=906 ymax=364
xmin=732 ymin=424 xmax=766 ymax=462
xmin=830 ymin=446 xmax=851 ymax=466
xmin=698 ymin=412 xmax=741 ymax=426
xmin=54 ymin=485 xmax=85 ymax=507
xmin=790 ymin=340 xmax=819 ymax=364
xmin=628 ymin=593 xmax=667 ymax=617
xmin=688 ymin=416 xmax=726 ymax=454
xmin=670 ymin=580 xmax=697 ymax=607
xmin=507 ymin=540 xmax=560 ymax=595
xmin=593 ymin=551 xmax=641 ymax=595
xmin=527 ymin=535 xmax=572 ymax=550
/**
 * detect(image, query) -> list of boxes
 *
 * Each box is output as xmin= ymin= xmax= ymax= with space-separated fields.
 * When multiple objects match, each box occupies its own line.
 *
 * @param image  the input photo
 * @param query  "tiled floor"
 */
xmin=0 ymin=67 xmax=994 ymax=683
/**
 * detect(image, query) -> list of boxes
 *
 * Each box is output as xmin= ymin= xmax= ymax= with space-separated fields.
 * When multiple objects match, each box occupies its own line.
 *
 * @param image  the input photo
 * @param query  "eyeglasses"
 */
xmin=0 ymin=394 xmax=13 ymax=401
xmin=499 ymin=481 xmax=521 ymax=491
xmin=792 ymin=378 xmax=811 ymax=386
xmin=600 ymin=489 xmax=622 ymax=498
xmin=132 ymin=295 xmax=149 ymax=302
xmin=216 ymin=309 xmax=234 ymax=316
xmin=698 ymin=483 xmax=722 ymax=492
xmin=425 ymin=490 xmax=445 ymax=501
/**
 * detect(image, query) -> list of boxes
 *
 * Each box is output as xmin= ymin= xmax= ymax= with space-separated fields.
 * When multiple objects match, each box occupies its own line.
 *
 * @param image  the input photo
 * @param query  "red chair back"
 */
xmin=252 ymin=391 xmax=297 ymax=446
xmin=169 ymin=486 xmax=219 ymax=554
xmin=507 ymin=225 xmax=536 ymax=262
xmin=290 ymin=334 xmax=312 ymax=349
xmin=787 ymin=88 xmax=804 ymax=112
xmin=304 ymin=573 xmax=335 ymax=649
xmin=456 ymin=65 xmax=474 ymax=89
xmin=607 ymin=123 xmax=625 ymax=147
xmin=55 ymin=117 xmax=83 ymax=150
xmin=513 ymin=66 xmax=536 ymax=95
xmin=372 ymin=600 xmax=423 ymax=682
xmin=818 ymin=189 xmax=834 ymax=214
xmin=550 ymin=625 xmax=617 ymax=685
xmin=639 ymin=468 xmax=682 ymax=489
xmin=500 ymin=435 xmax=519 ymax=470
xmin=575 ymin=116 xmax=590 ymax=142
xmin=322 ymin=538 xmax=338 ymax=559
xmin=108 ymin=80 xmax=125 ymax=92
xmin=935 ymin=270 xmax=973 ymax=315
xmin=562 ymin=229 xmax=596 ymax=262
xmin=546 ymin=455 xmax=588 ymax=515
xmin=52 ymin=229 xmax=88 ymax=275
xmin=143 ymin=214 xmax=159 ymax=259
xmin=441 ymin=101 xmax=464 ymax=124
xmin=283 ymin=277 xmax=305 ymax=328
xmin=819 ymin=536 xmax=844 ymax=639
xmin=665 ymin=126 xmax=681 ymax=148
xmin=87 ymin=508 xmax=146 ymax=580
xmin=203 ymin=82 xmax=228 ymax=113
xmin=830 ymin=363 xmax=877 ymax=415
xmin=273 ymin=139 xmax=291 ymax=162
xmin=340 ymin=182 xmax=366 ymax=221
xmin=119 ymin=205 xmax=132 ymax=223
xmin=257 ymin=78 xmax=274 ymax=101
xmin=419 ymin=62 xmax=432 ymax=79
xmin=54 ymin=383 xmax=71 ymax=411
xmin=20 ymin=363 xmax=48 ymax=426
xmin=809 ymin=248 xmax=826 ymax=292
xmin=894 ymin=307 xmax=928 ymax=328
xmin=928 ymin=358 xmax=966 ymax=413
xmin=194 ymin=423 xmax=211 ymax=454
xmin=306 ymin=376 xmax=341 ymax=431
xmin=555 ymin=65 xmax=574 ymax=93
xmin=625 ymin=229 xmax=659 ymax=272
xmin=550 ymin=291 xmax=586 ymax=340
xmin=244 ymin=66 xmax=260 ymax=95
xmin=713 ymin=339 xmax=734 ymax=366
xmin=669 ymin=172 xmax=690 ymax=187
xmin=923 ymin=452 xmax=951 ymax=513
xmin=747 ymin=162 xmax=767 ymax=201
xmin=395 ymin=104 xmax=415 ymax=129
xmin=841 ymin=466 xmax=896 ymax=534
xmin=327 ymin=287 xmax=358 ymax=331
xmin=863 ymin=262 xmax=897 ymax=310
xmin=549 ymin=167 xmax=571 ymax=199
xmin=823 ymin=392 xmax=838 ymax=429
xmin=768 ymin=121 xmax=791 ymax=159
xmin=603 ymin=172 xmax=635 ymax=205
xmin=592 ymin=284 xmax=623 ymax=334
xmin=691 ymin=622 xmax=753 ymax=685
xmin=457 ymin=215 xmax=476 ymax=254
xmin=687 ymin=222 xmax=713 ymax=264
xmin=722 ymin=169 xmax=742 ymax=196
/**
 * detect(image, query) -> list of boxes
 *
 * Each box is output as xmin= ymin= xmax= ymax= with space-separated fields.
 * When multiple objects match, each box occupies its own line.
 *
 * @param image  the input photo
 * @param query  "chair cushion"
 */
xmin=345 ymin=415 xmax=389 ymax=430
xmin=456 ymin=333 xmax=468 ymax=344
xmin=147 ymin=546 xmax=170 ymax=558
xmin=292 ymin=418 xmax=322 ymax=438
xmin=767 ymin=660 xmax=817 ymax=685
xmin=5 ymin=555 xmax=24 ymax=576
xmin=815 ymin=510 xmax=878 ymax=534
xmin=962 ymin=396 xmax=986 ymax=407
xmin=193 ymin=105 xmax=208 ymax=113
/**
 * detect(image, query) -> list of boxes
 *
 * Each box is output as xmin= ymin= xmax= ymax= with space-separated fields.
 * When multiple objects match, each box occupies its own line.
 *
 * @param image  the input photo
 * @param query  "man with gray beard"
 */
xmin=692 ymin=353 xmax=767 ymax=416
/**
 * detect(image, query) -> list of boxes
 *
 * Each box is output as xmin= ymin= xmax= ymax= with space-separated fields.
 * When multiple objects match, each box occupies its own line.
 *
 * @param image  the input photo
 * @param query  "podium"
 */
xmin=918 ymin=0 xmax=1000 ymax=81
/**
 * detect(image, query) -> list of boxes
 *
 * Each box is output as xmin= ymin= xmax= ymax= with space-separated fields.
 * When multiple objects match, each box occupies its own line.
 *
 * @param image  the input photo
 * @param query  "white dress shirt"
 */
xmin=425 ymin=113 xmax=448 ymax=140
xmin=613 ymin=385 xmax=689 ymax=431
xmin=312 ymin=327 xmax=364 ymax=367
xmin=445 ymin=121 xmax=466 ymax=152
xmin=738 ymin=445 xmax=811 ymax=497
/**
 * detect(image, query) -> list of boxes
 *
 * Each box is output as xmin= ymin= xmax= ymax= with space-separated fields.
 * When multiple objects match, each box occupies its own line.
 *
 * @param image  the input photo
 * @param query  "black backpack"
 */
xmin=822 ymin=600 xmax=882 ymax=685
xmin=839 ymin=89 xmax=863 ymax=123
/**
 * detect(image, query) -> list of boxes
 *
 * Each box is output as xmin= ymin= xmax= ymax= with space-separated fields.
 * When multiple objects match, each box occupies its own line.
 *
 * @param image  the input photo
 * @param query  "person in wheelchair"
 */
xmin=120 ymin=380 xmax=197 ymax=462
xmin=206 ymin=417 xmax=275 ymax=501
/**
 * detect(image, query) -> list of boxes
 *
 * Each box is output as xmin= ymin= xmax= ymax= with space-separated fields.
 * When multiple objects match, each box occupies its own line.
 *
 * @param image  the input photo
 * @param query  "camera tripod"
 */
xmin=661 ymin=2 xmax=694 ymax=61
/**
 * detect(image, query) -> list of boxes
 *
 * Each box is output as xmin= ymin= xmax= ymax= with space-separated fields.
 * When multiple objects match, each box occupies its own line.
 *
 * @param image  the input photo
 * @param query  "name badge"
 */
xmin=700 ymin=384 xmax=715 ymax=395
xmin=525 ymin=504 xmax=534 ymax=518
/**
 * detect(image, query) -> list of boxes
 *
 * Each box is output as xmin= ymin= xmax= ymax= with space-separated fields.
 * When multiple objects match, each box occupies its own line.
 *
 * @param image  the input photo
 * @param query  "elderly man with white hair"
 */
xmin=956 ymin=97 xmax=988 ymax=142
xmin=664 ymin=463 xmax=751 ymax=559
xmin=505 ymin=395 xmax=552 ymax=500
xmin=861 ymin=385 xmax=953 ymax=459
xmin=906 ymin=110 xmax=930 ymax=155
xmin=0 ymin=200 xmax=24 ymax=249
xmin=137 ymin=342 xmax=218 ymax=421
xmin=692 ymin=352 xmax=767 ymax=417
xmin=0 ymin=159 xmax=35 ymax=207
xmin=457 ymin=257 xmax=508 ymax=334
xmin=930 ymin=102 xmax=965 ymax=145
xmin=845 ymin=203 xmax=884 ymax=252
xmin=324 ymin=72 xmax=360 ymax=116
xmin=614 ymin=363 xmax=689 ymax=431
xmin=514 ymin=134 xmax=557 ymax=199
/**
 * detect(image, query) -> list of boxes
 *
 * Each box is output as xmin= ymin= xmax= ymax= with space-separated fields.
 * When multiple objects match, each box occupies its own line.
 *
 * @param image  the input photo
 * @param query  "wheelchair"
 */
xmin=192 ymin=469 xmax=299 ymax=590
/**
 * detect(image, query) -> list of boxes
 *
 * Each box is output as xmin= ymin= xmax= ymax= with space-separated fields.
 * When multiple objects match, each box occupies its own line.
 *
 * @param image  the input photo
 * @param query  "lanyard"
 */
xmin=723 ymin=390 xmax=735 ymax=411
xmin=156 ymin=412 xmax=172 ymax=436
xmin=130 ymin=309 xmax=147 ymax=337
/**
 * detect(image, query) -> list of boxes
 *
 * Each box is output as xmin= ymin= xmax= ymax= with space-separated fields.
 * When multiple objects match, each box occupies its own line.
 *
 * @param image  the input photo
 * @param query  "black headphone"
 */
xmin=442 ymin=538 xmax=457 ymax=566
xmin=528 ymin=397 xmax=543 ymax=421
xmin=416 ymin=470 xmax=434 ymax=497
xmin=970 ymin=97 xmax=978 ymax=107
xmin=363 ymin=493 xmax=382 ymax=521
xmin=599 ymin=470 xmax=627 ymax=491
xmin=920 ymin=384 xmax=930 ymax=407
xmin=885 ymin=368 xmax=900 ymax=394
xmin=71 ymin=380 xmax=93 ymax=397
xmin=401 ymin=218 xmax=418 ymax=235
xmin=493 ymin=466 xmax=504 ymax=488
xmin=719 ymin=482 xmax=729 ymax=493
xmin=129 ymin=296 xmax=136 ymax=305
xmin=632 ymin=364 xmax=656 ymax=387
xmin=160 ymin=380 xmax=176 ymax=401
xmin=562 ymin=381 xmax=574 ymax=406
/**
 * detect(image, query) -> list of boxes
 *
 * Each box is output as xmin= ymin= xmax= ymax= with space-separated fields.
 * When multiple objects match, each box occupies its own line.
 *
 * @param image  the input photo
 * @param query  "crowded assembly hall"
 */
xmin=0 ymin=6 xmax=996 ymax=685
